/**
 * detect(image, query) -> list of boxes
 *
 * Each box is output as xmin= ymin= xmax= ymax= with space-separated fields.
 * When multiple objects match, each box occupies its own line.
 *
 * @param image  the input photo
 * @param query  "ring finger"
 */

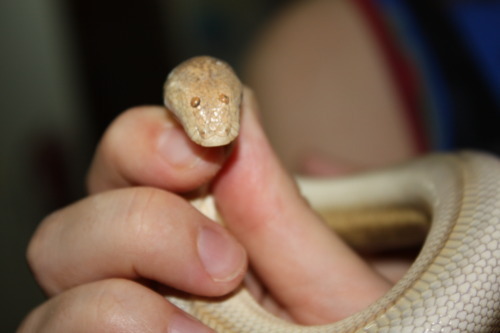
xmin=18 ymin=279 xmax=214 ymax=333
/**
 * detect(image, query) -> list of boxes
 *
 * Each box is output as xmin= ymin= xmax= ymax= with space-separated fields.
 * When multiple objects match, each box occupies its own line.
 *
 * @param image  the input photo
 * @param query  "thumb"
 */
xmin=213 ymin=88 xmax=390 ymax=324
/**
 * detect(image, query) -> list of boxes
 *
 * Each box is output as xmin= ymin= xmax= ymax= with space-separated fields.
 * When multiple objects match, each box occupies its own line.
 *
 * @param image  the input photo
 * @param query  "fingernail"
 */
xmin=158 ymin=126 xmax=200 ymax=168
xmin=198 ymin=226 xmax=246 ymax=282
xmin=169 ymin=313 xmax=214 ymax=333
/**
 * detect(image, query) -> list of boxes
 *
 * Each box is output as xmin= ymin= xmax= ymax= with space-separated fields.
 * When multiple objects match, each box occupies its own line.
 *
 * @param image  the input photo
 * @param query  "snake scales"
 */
xmin=163 ymin=56 xmax=500 ymax=332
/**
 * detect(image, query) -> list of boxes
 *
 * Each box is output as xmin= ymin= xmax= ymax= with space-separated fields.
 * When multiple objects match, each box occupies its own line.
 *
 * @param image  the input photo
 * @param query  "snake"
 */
xmin=163 ymin=56 xmax=500 ymax=332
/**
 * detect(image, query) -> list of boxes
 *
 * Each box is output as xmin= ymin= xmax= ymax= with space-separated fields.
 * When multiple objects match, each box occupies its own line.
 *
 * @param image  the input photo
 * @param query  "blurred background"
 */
xmin=1 ymin=0 xmax=499 ymax=330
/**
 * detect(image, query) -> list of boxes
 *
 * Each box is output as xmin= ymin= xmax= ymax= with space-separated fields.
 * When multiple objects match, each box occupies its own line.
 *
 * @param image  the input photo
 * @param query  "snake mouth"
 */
xmin=194 ymin=126 xmax=238 ymax=147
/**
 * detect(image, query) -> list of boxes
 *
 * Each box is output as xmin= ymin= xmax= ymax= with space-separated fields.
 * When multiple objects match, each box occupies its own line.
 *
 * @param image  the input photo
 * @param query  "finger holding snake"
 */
xmin=22 ymin=57 xmax=391 ymax=332
xmin=87 ymin=68 xmax=393 ymax=324
xmin=21 ymin=106 xmax=245 ymax=332
xmin=213 ymin=88 xmax=392 ymax=324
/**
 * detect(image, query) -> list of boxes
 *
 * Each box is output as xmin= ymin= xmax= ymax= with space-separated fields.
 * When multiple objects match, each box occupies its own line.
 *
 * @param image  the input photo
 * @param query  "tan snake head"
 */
xmin=163 ymin=56 xmax=243 ymax=147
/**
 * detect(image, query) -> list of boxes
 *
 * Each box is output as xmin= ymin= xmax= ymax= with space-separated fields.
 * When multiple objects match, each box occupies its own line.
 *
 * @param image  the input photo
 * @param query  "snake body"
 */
xmin=164 ymin=56 xmax=500 ymax=332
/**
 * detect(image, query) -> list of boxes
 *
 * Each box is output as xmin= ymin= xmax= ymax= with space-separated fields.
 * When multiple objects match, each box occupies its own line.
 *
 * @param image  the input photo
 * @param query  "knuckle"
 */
xmin=26 ymin=209 xmax=64 ymax=291
xmin=40 ymin=280 xmax=167 ymax=332
xmin=118 ymin=187 xmax=189 ymax=252
xmin=91 ymin=280 xmax=138 ymax=330
xmin=85 ymin=107 xmax=147 ymax=193
xmin=88 ymin=279 xmax=170 ymax=332
xmin=97 ymin=107 xmax=152 ymax=159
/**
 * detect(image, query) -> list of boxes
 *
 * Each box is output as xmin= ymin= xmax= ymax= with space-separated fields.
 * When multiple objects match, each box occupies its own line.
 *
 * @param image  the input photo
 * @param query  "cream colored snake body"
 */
xmin=164 ymin=56 xmax=500 ymax=332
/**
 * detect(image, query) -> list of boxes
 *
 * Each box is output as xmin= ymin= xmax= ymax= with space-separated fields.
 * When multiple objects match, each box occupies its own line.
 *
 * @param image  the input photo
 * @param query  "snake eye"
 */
xmin=219 ymin=94 xmax=229 ymax=104
xmin=191 ymin=97 xmax=201 ymax=108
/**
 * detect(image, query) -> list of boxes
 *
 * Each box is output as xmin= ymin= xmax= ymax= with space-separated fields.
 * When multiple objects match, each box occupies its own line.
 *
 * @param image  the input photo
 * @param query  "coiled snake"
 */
xmin=163 ymin=56 xmax=500 ymax=332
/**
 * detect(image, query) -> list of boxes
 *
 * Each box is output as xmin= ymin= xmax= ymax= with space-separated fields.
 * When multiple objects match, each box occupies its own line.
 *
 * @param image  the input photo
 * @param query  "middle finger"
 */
xmin=28 ymin=187 xmax=247 ymax=297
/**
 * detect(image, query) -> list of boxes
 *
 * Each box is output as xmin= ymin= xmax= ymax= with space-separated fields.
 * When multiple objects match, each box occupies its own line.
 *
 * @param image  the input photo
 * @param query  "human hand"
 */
xmin=20 ymin=89 xmax=391 ymax=332
xmin=19 ymin=104 xmax=247 ymax=332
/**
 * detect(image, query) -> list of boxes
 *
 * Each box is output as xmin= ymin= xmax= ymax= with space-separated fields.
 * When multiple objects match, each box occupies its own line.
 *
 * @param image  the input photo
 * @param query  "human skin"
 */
xmin=19 ymin=90 xmax=390 ymax=332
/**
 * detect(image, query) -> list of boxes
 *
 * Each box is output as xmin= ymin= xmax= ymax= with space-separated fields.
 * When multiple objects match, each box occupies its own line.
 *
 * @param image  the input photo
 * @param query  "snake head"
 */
xmin=163 ymin=56 xmax=242 ymax=147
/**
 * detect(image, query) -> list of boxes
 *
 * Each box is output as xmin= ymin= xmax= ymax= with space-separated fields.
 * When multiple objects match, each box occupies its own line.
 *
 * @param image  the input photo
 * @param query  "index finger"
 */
xmin=87 ymin=106 xmax=230 ymax=194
